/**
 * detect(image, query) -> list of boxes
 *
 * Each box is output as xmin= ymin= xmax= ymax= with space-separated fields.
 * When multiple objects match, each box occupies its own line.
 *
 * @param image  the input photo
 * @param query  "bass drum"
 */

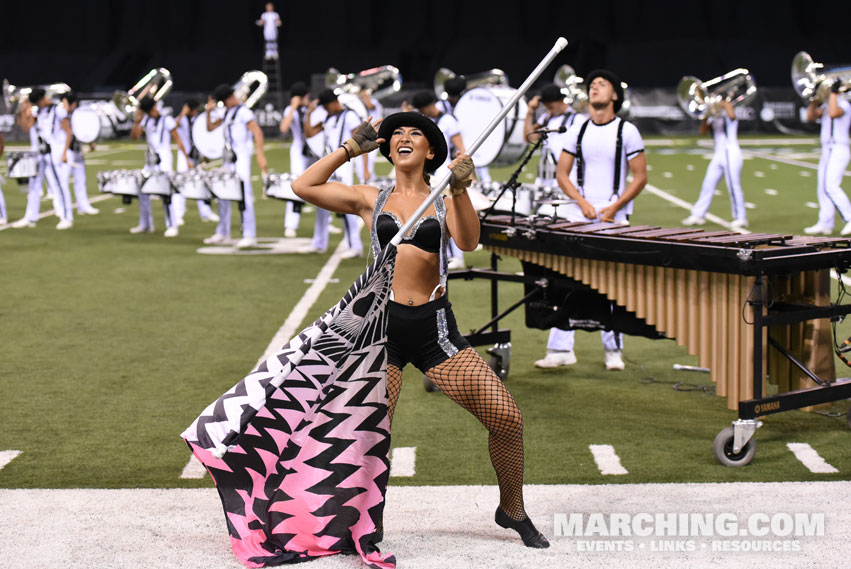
xmin=304 ymin=93 xmax=369 ymax=159
xmin=192 ymin=111 xmax=224 ymax=160
xmin=454 ymin=86 xmax=528 ymax=167
xmin=70 ymin=107 xmax=102 ymax=143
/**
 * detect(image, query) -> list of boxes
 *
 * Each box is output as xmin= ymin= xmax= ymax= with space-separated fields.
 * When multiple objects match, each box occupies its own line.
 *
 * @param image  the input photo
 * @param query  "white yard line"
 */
xmin=0 ymin=450 xmax=21 ymax=471
xmin=389 ymin=447 xmax=417 ymax=477
xmin=745 ymin=149 xmax=851 ymax=177
xmin=0 ymin=193 xmax=112 ymax=232
xmin=786 ymin=443 xmax=839 ymax=474
xmin=588 ymin=444 xmax=629 ymax=475
xmin=255 ymin=240 xmax=349 ymax=367
xmin=2 ymin=482 xmax=848 ymax=569
xmin=179 ymin=454 xmax=207 ymax=479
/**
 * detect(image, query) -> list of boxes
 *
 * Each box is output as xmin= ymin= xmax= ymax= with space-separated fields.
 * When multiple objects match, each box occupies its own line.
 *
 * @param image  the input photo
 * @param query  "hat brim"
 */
xmin=378 ymin=112 xmax=448 ymax=173
xmin=585 ymin=69 xmax=624 ymax=113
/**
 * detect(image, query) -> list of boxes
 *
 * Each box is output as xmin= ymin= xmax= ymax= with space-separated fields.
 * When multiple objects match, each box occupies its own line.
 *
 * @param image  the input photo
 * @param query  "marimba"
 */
xmin=470 ymin=215 xmax=851 ymax=465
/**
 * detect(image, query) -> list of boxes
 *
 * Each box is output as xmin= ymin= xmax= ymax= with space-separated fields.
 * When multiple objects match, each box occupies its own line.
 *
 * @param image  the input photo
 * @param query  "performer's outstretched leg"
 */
xmin=425 ymin=347 xmax=549 ymax=548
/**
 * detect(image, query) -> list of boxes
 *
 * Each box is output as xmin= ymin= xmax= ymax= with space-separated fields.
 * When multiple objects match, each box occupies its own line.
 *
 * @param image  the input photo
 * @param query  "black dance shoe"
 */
xmin=495 ymin=507 xmax=550 ymax=548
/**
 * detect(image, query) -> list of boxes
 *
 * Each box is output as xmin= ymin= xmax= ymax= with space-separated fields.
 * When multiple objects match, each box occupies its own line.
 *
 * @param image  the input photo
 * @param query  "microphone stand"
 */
xmin=480 ymin=131 xmax=549 ymax=227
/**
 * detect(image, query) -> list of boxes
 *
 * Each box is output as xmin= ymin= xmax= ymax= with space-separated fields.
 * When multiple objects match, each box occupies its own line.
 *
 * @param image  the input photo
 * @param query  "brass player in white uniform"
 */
xmin=535 ymin=70 xmax=647 ymax=372
xmin=279 ymin=82 xmax=316 ymax=237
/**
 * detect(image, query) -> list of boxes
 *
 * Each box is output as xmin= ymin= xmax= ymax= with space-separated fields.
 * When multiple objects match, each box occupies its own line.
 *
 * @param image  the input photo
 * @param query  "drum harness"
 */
xmin=575 ymin=116 xmax=627 ymax=201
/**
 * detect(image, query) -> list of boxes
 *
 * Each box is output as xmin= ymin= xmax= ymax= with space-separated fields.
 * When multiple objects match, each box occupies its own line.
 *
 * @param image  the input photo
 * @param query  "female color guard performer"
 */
xmin=292 ymin=112 xmax=549 ymax=548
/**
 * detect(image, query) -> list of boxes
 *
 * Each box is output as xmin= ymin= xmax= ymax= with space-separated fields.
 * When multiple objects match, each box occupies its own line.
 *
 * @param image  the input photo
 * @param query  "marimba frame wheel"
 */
xmin=713 ymin=426 xmax=756 ymax=467
xmin=423 ymin=375 xmax=439 ymax=393
xmin=488 ymin=353 xmax=509 ymax=382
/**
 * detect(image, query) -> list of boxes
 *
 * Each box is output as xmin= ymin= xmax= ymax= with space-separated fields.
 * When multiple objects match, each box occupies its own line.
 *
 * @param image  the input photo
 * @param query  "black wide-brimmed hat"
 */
xmin=378 ymin=112 xmax=448 ymax=173
xmin=585 ymin=69 xmax=625 ymax=113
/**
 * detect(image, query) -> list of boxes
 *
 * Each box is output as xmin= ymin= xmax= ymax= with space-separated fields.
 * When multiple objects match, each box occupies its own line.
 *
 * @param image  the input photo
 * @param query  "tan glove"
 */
xmin=448 ymin=155 xmax=474 ymax=196
xmin=343 ymin=120 xmax=380 ymax=158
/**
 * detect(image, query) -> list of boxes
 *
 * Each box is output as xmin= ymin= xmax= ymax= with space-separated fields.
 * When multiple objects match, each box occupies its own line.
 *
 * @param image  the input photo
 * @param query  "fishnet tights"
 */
xmin=386 ymin=347 xmax=527 ymax=520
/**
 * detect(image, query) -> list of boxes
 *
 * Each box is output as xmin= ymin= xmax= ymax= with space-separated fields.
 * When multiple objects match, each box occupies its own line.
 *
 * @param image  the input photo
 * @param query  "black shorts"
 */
xmin=386 ymin=295 xmax=471 ymax=373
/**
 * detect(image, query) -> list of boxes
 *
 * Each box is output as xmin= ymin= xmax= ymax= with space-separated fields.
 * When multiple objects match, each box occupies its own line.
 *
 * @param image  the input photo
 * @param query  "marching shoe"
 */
xmin=339 ymin=248 xmax=363 ymax=259
xmin=0 ymin=217 xmax=7 ymax=225
xmin=681 ymin=215 xmax=706 ymax=226
xmin=203 ymin=233 xmax=229 ymax=244
xmin=56 ymin=219 xmax=73 ymax=230
xmin=164 ymin=226 xmax=179 ymax=238
xmin=328 ymin=223 xmax=342 ymax=234
xmin=129 ymin=225 xmax=153 ymax=234
xmin=534 ymin=350 xmax=577 ymax=368
xmin=284 ymin=228 xmax=297 ymax=238
xmin=803 ymin=224 xmax=832 ymax=236
xmin=236 ymin=237 xmax=257 ymax=249
xmin=447 ymin=257 xmax=465 ymax=270
xmin=730 ymin=218 xmax=749 ymax=231
xmin=80 ymin=206 xmax=99 ymax=215
xmin=11 ymin=218 xmax=36 ymax=228
xmin=177 ymin=218 xmax=185 ymax=226
xmin=298 ymin=244 xmax=326 ymax=254
xmin=604 ymin=349 xmax=626 ymax=371
xmin=495 ymin=508 xmax=550 ymax=548
xmin=841 ymin=221 xmax=851 ymax=236
xmin=202 ymin=212 xmax=221 ymax=223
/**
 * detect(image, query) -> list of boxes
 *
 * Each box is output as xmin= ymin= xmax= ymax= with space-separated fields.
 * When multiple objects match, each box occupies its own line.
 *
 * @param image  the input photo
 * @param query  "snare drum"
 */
xmin=173 ymin=170 xmax=212 ymax=200
xmin=140 ymin=171 xmax=173 ymax=196
xmin=192 ymin=111 xmax=224 ymax=160
xmin=208 ymin=169 xmax=244 ymax=201
xmin=264 ymin=172 xmax=303 ymax=202
xmin=6 ymin=151 xmax=39 ymax=179
xmin=98 ymin=169 xmax=140 ymax=196
xmin=454 ymin=86 xmax=528 ymax=167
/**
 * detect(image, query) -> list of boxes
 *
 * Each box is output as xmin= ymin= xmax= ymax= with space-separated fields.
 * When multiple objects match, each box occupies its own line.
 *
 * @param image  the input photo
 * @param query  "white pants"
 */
xmin=816 ymin=143 xmax=851 ymax=229
xmin=285 ymin=144 xmax=316 ymax=231
xmin=65 ymin=151 xmax=94 ymax=212
xmin=475 ymin=166 xmax=491 ymax=183
xmin=45 ymin=152 xmax=73 ymax=222
xmin=353 ymin=151 xmax=376 ymax=184
xmin=174 ymin=152 xmax=214 ymax=221
xmin=0 ymin=184 xmax=6 ymax=220
xmin=690 ymin=146 xmax=746 ymax=221
xmin=138 ymin=151 xmax=176 ymax=230
xmin=546 ymin=199 xmax=625 ymax=353
xmin=23 ymin=154 xmax=47 ymax=222
xmin=215 ymin=153 xmax=255 ymax=238
xmin=311 ymin=160 xmax=362 ymax=253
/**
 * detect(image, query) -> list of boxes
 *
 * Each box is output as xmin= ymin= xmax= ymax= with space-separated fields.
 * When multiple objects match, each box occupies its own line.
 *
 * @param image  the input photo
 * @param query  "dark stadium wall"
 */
xmin=0 ymin=0 xmax=850 ymax=92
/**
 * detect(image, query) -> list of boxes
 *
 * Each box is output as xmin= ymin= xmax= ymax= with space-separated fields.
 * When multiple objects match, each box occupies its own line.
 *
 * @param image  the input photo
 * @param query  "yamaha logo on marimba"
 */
xmin=754 ymin=401 xmax=781 ymax=414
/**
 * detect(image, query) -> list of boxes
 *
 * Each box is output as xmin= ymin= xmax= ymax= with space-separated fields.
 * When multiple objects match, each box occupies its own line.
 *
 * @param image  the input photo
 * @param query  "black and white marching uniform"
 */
xmin=687 ymin=113 xmax=746 ymax=224
xmin=546 ymin=115 xmax=645 ymax=355
xmin=136 ymin=113 xmax=177 ymax=232
xmin=64 ymin=109 xmax=98 ymax=215
xmin=309 ymin=105 xmax=364 ymax=255
xmin=37 ymin=103 xmax=73 ymax=225
xmin=282 ymin=101 xmax=317 ymax=233
xmin=173 ymin=114 xmax=215 ymax=223
xmin=809 ymin=97 xmax=851 ymax=234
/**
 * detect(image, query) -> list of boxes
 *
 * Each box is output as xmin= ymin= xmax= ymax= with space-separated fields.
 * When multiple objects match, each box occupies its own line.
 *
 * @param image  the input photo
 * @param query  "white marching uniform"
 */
xmin=547 ymin=116 xmax=645 ymax=354
xmin=260 ymin=11 xmax=280 ymax=58
xmin=283 ymin=103 xmax=317 ymax=232
xmin=21 ymin=123 xmax=47 ymax=223
xmin=353 ymin=96 xmax=382 ymax=184
xmin=211 ymin=105 xmax=257 ymax=239
xmin=814 ymin=98 xmax=851 ymax=229
xmin=535 ymin=110 xmax=583 ymax=186
xmin=65 ymin=133 xmax=95 ymax=214
xmin=174 ymin=115 xmax=215 ymax=222
xmin=310 ymin=106 xmax=363 ymax=254
xmin=138 ymin=113 xmax=177 ymax=230
xmin=689 ymin=114 xmax=746 ymax=222
xmin=38 ymin=104 xmax=73 ymax=223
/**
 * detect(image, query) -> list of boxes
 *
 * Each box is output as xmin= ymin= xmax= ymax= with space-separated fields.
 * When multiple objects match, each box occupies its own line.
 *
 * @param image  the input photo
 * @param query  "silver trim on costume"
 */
xmin=436 ymin=307 xmax=459 ymax=359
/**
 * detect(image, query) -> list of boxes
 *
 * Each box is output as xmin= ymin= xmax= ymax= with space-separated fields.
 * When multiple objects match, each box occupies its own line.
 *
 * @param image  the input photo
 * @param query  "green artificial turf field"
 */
xmin=0 ymin=135 xmax=849 ymax=490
